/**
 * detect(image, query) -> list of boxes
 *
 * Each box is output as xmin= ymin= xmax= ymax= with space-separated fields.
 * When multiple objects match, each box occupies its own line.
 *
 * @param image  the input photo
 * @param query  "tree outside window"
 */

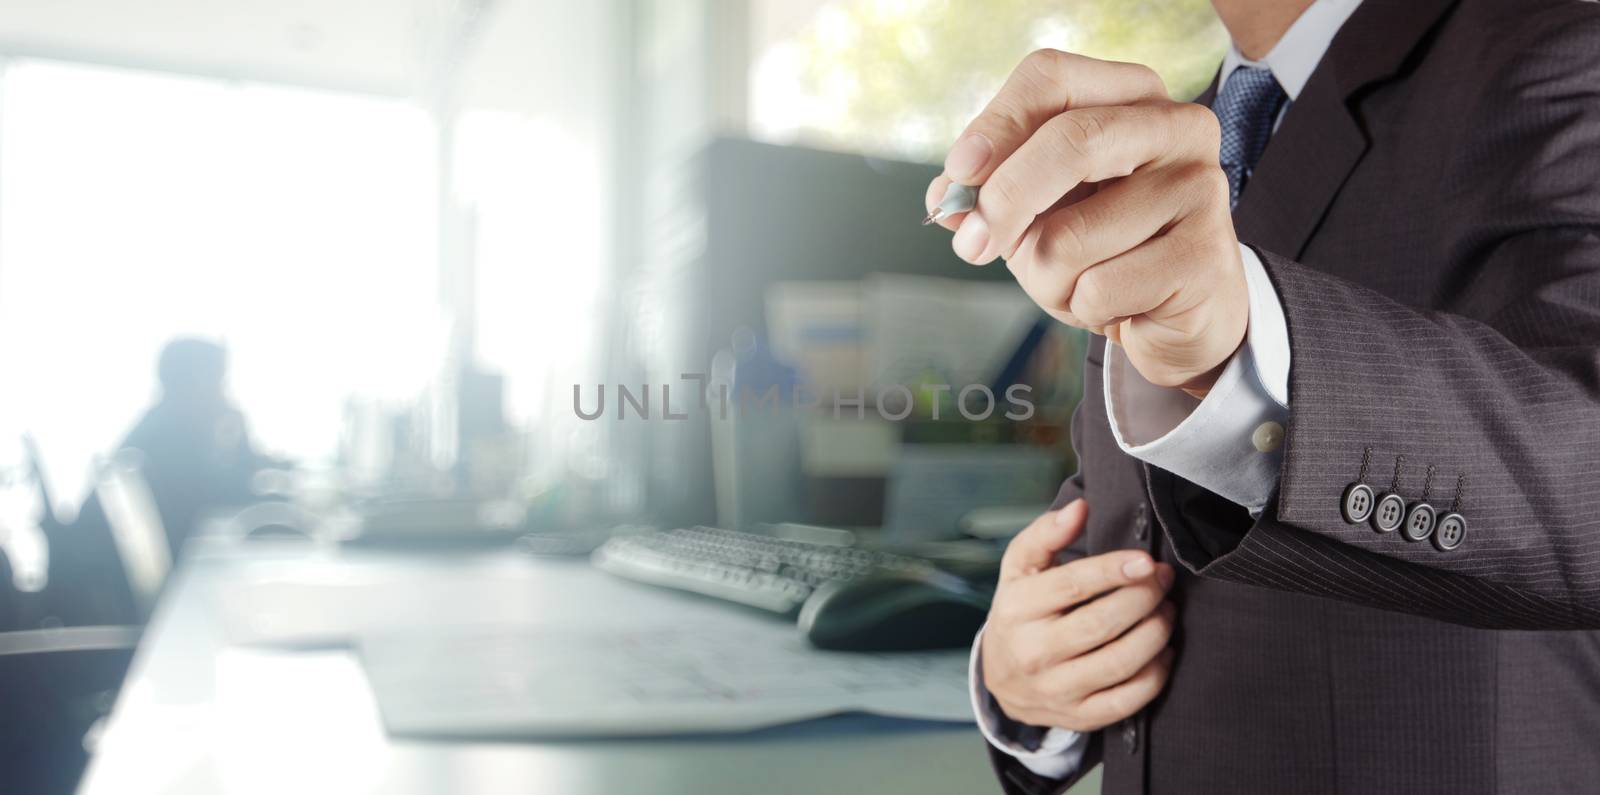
xmin=753 ymin=0 xmax=1227 ymax=162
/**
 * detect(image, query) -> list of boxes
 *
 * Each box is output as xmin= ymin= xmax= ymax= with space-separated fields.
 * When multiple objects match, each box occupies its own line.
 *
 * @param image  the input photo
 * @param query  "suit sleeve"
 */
xmin=1158 ymin=14 xmax=1600 ymax=630
xmin=986 ymin=732 xmax=1102 ymax=795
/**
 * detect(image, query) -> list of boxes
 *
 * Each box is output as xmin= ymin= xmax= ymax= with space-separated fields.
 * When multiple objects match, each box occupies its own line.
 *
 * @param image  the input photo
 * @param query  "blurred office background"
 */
xmin=0 ymin=1 xmax=1225 ymax=793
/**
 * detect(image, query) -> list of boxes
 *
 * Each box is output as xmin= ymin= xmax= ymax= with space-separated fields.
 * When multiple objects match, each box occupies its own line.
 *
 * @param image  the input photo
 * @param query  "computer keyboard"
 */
xmin=591 ymin=526 xmax=939 ymax=616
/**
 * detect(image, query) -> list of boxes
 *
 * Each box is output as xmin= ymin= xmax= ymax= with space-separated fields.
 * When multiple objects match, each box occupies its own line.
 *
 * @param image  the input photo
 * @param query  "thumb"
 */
xmin=1001 ymin=498 xmax=1088 ymax=581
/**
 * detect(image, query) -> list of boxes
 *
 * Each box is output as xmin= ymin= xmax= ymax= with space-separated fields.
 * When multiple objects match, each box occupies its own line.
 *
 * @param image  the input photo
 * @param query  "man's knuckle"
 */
xmin=1182 ymin=102 xmax=1222 ymax=147
xmin=989 ymin=599 xmax=1021 ymax=626
xmin=1133 ymin=63 xmax=1166 ymax=96
xmin=1059 ymin=112 xmax=1109 ymax=159
xmin=1055 ymin=578 xmax=1085 ymax=606
xmin=1074 ymin=267 xmax=1114 ymax=314
xmin=1164 ymin=227 xmax=1208 ymax=268
xmin=1104 ymin=690 xmax=1138 ymax=719
xmin=1196 ymin=165 xmax=1231 ymax=207
xmin=1115 ymin=639 xmax=1151 ymax=674
xmin=1022 ymin=48 xmax=1073 ymax=85
xmin=1045 ymin=207 xmax=1092 ymax=267
xmin=1165 ymin=161 xmax=1213 ymax=205
xmin=1018 ymin=647 xmax=1050 ymax=676
xmin=1073 ymin=700 xmax=1113 ymax=728
xmin=1052 ymin=665 xmax=1088 ymax=699
xmin=1038 ymin=675 xmax=1074 ymax=700
xmin=985 ymin=95 xmax=1034 ymax=140
xmin=1000 ymin=535 xmax=1033 ymax=566
xmin=1078 ymin=608 xmax=1115 ymax=642
xmin=985 ymin=171 xmax=1029 ymax=214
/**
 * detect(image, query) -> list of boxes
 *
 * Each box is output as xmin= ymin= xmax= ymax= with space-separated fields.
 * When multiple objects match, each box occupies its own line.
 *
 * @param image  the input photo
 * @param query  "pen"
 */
xmin=922 ymin=182 xmax=978 ymax=225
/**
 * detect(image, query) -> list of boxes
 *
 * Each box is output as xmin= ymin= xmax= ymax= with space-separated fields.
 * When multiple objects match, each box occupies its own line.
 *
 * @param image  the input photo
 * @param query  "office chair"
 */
xmin=40 ymin=448 xmax=172 ymax=627
xmin=21 ymin=434 xmax=61 ymax=532
xmin=7 ymin=448 xmax=154 ymax=792
xmin=91 ymin=450 xmax=173 ymax=623
xmin=0 ymin=545 xmax=17 ymax=633
xmin=0 ymin=625 xmax=140 ymax=795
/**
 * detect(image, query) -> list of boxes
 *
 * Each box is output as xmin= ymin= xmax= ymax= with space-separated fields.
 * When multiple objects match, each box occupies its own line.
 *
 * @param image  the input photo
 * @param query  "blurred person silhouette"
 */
xmin=115 ymin=337 xmax=271 ymax=556
xmin=43 ymin=338 xmax=275 ymax=625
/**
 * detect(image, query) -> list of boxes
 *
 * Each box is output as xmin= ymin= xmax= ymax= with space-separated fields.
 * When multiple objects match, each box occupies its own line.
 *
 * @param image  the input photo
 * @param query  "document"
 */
xmin=215 ymin=556 xmax=974 ymax=738
xmin=357 ymin=622 xmax=973 ymax=738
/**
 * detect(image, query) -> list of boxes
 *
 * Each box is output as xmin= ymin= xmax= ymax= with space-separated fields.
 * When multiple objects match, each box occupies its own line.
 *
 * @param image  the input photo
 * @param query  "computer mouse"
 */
xmin=798 ymin=570 xmax=992 ymax=652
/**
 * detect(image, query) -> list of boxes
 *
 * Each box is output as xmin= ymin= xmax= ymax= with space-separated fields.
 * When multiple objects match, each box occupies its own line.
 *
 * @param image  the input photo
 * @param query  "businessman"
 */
xmin=925 ymin=0 xmax=1600 ymax=792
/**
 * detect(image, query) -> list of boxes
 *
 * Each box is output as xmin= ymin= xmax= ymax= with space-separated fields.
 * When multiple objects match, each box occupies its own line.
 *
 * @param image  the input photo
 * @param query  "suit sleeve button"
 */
xmin=1401 ymin=502 xmax=1436 ymax=542
xmin=1434 ymin=513 xmax=1467 ymax=551
xmin=1341 ymin=483 xmax=1375 ymax=523
xmin=1371 ymin=493 xmax=1406 ymax=533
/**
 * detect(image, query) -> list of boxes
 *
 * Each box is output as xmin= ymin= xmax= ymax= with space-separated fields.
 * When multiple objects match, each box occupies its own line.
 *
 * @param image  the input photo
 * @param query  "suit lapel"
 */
xmin=1231 ymin=0 xmax=1460 ymax=259
xmin=1230 ymin=77 xmax=1365 ymax=258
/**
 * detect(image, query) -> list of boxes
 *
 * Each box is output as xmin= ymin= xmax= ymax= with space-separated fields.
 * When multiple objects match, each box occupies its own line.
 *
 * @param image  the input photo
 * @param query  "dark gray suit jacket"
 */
xmin=986 ymin=0 xmax=1600 ymax=792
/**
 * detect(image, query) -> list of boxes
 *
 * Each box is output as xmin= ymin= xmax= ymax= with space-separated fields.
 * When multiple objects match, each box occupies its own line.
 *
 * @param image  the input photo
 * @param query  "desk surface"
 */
xmin=78 ymin=540 xmax=1088 ymax=795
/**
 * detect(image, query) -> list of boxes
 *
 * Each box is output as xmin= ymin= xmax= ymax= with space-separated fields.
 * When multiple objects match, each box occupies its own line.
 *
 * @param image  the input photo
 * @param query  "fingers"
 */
xmin=1062 ymin=601 xmax=1177 ymax=692
xmin=944 ymin=50 xmax=1169 ymax=187
xmin=956 ymin=103 xmax=1218 ymax=264
xmin=923 ymin=174 xmax=965 ymax=231
xmin=999 ymin=500 xmax=1089 ymax=581
xmin=1066 ymin=234 xmax=1193 ymax=330
xmin=996 ymin=595 xmax=1177 ymax=731
xmin=1072 ymin=646 xmax=1176 ymax=728
xmin=1008 ymin=162 xmax=1232 ymax=334
xmin=996 ymin=548 xmax=1160 ymax=623
xmin=1045 ymin=567 xmax=1174 ymax=660
xmin=965 ymin=104 xmax=1196 ymax=263
xmin=1004 ymin=168 xmax=1198 ymax=312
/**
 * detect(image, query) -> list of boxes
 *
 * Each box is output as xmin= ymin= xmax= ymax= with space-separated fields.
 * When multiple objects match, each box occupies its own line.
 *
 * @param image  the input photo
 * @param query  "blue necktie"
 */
xmin=1212 ymin=66 xmax=1287 ymax=208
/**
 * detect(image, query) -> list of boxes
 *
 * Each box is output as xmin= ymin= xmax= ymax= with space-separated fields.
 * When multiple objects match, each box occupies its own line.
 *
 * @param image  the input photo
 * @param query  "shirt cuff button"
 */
xmin=1251 ymin=421 xmax=1284 ymax=453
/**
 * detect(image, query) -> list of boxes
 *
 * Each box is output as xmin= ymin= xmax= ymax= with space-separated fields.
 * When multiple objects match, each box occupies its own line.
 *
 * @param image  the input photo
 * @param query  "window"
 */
xmin=0 ymin=59 xmax=440 ymax=506
xmin=750 ymin=0 xmax=1227 ymax=161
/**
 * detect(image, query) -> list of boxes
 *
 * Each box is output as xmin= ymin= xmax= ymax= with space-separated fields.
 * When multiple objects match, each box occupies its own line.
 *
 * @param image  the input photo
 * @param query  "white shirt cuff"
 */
xmin=1101 ymin=243 xmax=1291 ymax=513
xmin=969 ymin=627 xmax=1089 ymax=780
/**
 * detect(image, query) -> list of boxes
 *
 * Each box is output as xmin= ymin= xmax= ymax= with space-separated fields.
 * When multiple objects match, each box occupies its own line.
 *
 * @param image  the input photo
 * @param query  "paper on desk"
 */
xmin=213 ymin=561 xmax=976 ymax=737
xmin=355 ymin=622 xmax=974 ymax=738
xmin=214 ymin=573 xmax=537 ymax=649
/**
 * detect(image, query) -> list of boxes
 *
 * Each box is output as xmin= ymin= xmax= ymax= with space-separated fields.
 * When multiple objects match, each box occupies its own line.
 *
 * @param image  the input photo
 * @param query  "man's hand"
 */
xmin=926 ymin=50 xmax=1247 ymax=396
xmin=982 ymin=499 xmax=1176 ymax=732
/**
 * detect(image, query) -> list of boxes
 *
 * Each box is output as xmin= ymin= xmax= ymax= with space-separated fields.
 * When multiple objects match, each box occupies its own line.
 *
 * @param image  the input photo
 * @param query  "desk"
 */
xmin=78 ymin=541 xmax=1098 ymax=794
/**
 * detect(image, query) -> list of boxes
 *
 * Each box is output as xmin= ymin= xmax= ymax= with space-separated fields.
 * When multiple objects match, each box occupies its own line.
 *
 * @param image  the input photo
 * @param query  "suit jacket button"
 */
xmin=1134 ymin=504 xmax=1150 ymax=541
xmin=1120 ymin=720 xmax=1139 ymax=753
xmin=1401 ymin=502 xmax=1436 ymax=542
xmin=1341 ymin=483 xmax=1375 ymax=523
xmin=1371 ymin=493 xmax=1406 ymax=533
xmin=1434 ymin=512 xmax=1467 ymax=551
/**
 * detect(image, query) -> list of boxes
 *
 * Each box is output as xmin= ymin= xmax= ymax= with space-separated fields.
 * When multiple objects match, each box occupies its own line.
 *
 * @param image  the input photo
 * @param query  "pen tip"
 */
xmin=921 ymin=211 xmax=939 ymax=226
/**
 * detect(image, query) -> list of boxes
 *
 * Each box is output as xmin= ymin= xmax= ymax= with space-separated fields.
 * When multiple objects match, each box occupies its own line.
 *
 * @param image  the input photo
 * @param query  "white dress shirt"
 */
xmin=973 ymin=0 xmax=1365 ymax=779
